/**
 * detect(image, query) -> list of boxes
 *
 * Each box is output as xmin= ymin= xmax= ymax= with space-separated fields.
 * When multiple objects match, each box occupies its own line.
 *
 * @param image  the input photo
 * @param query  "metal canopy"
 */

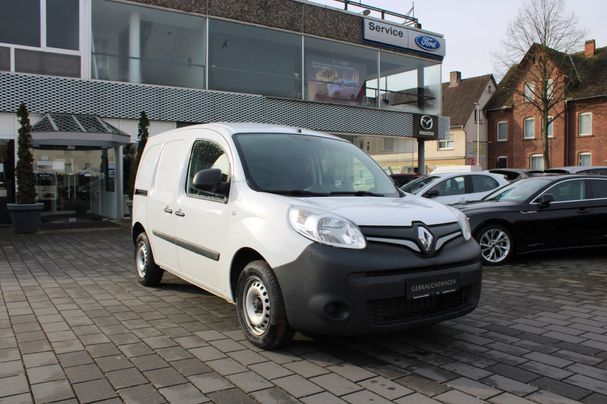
xmin=31 ymin=113 xmax=131 ymax=148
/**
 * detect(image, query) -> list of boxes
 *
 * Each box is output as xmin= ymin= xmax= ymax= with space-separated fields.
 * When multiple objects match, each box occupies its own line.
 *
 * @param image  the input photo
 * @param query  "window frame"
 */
xmin=185 ymin=138 xmax=231 ymax=203
xmin=532 ymin=178 xmax=587 ymax=204
xmin=578 ymin=152 xmax=592 ymax=166
xmin=496 ymin=156 xmax=508 ymax=168
xmin=524 ymin=81 xmax=534 ymax=102
xmin=496 ymin=121 xmax=508 ymax=142
xmin=524 ymin=117 xmax=535 ymax=140
xmin=578 ymin=112 xmax=593 ymax=136
xmin=437 ymin=133 xmax=454 ymax=150
xmin=530 ymin=154 xmax=543 ymax=170
xmin=547 ymin=115 xmax=554 ymax=138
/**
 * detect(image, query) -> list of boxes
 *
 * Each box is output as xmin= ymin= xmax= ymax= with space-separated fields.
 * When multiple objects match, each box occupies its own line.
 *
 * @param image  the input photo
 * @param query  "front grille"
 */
xmin=367 ymin=286 xmax=473 ymax=325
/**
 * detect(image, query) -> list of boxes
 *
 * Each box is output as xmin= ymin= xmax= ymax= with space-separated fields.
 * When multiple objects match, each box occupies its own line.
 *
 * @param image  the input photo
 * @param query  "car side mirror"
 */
xmin=537 ymin=193 xmax=554 ymax=209
xmin=192 ymin=168 xmax=222 ymax=192
xmin=423 ymin=189 xmax=440 ymax=198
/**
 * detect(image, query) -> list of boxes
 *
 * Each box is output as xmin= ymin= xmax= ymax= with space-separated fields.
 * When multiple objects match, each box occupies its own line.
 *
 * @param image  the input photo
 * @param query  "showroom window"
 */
xmin=497 ymin=121 xmax=508 ymax=142
xmin=383 ymin=137 xmax=394 ymax=152
xmin=530 ymin=154 xmax=543 ymax=170
xmin=209 ymin=19 xmax=302 ymax=99
xmin=579 ymin=152 xmax=592 ymax=166
xmin=92 ymin=0 xmax=206 ymax=88
xmin=578 ymin=113 xmax=592 ymax=136
xmin=379 ymin=51 xmax=442 ymax=115
xmin=524 ymin=117 xmax=535 ymax=139
xmin=0 ymin=0 xmax=80 ymax=77
xmin=304 ymin=37 xmax=378 ymax=108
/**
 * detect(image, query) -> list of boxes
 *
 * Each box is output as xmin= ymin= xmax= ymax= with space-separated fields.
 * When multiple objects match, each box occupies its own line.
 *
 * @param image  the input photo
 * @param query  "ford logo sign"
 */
xmin=415 ymin=35 xmax=440 ymax=51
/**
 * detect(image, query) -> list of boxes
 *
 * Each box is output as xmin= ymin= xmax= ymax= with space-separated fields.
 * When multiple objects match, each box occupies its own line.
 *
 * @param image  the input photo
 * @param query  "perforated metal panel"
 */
xmin=0 ymin=72 xmax=448 ymax=139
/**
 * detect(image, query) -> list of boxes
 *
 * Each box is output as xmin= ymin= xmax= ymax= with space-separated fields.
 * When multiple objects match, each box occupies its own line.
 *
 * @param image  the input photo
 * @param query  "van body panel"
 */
xmin=148 ymin=139 xmax=187 ymax=271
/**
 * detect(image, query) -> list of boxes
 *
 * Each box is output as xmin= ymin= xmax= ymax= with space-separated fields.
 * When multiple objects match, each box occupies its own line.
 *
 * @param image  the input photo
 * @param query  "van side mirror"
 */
xmin=537 ymin=193 xmax=554 ymax=209
xmin=192 ymin=168 xmax=222 ymax=192
xmin=423 ymin=189 xmax=440 ymax=198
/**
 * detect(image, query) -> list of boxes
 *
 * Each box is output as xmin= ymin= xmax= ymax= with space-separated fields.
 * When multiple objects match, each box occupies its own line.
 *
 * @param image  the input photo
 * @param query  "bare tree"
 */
xmin=495 ymin=0 xmax=585 ymax=168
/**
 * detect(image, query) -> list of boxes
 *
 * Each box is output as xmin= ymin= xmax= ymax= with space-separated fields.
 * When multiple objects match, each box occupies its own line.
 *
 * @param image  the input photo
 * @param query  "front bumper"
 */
xmin=273 ymin=236 xmax=482 ymax=335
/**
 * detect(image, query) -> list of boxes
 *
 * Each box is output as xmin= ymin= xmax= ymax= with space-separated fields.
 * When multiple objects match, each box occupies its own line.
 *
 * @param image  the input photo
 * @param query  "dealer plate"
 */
xmin=406 ymin=273 xmax=460 ymax=300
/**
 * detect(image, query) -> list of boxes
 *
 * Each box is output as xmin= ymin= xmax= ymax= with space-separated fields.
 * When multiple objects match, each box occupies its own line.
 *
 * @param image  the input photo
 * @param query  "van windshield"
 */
xmin=233 ymin=133 xmax=400 ymax=197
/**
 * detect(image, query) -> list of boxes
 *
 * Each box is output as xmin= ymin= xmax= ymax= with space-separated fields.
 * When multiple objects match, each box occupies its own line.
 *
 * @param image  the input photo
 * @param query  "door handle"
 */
xmin=577 ymin=208 xmax=590 ymax=214
xmin=175 ymin=209 xmax=185 ymax=217
xmin=163 ymin=206 xmax=173 ymax=214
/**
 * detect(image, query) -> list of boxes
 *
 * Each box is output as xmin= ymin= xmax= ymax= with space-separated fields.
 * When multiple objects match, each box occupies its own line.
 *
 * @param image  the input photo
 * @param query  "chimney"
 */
xmin=585 ymin=39 xmax=596 ymax=57
xmin=450 ymin=71 xmax=461 ymax=87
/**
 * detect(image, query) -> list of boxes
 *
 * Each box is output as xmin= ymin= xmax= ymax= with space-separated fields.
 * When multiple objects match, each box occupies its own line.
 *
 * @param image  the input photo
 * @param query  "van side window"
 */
xmin=186 ymin=140 xmax=230 ymax=200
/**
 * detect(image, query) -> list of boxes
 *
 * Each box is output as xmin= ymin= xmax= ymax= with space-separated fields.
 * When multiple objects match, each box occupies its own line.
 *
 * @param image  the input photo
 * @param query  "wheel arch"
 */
xmin=132 ymin=222 xmax=146 ymax=246
xmin=229 ymin=248 xmax=267 ymax=301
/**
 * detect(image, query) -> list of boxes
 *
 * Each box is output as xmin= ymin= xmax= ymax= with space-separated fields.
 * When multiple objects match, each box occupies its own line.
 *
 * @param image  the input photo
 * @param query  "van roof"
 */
xmin=158 ymin=122 xmax=344 ymax=141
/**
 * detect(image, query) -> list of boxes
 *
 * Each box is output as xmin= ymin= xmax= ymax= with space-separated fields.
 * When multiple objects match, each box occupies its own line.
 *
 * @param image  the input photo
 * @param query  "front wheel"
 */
xmin=476 ymin=224 xmax=514 ymax=266
xmin=236 ymin=260 xmax=294 ymax=349
xmin=135 ymin=232 xmax=164 ymax=286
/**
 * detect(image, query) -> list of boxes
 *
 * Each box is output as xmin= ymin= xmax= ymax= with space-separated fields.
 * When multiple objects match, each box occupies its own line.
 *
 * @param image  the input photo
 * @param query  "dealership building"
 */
xmin=0 ymin=0 xmax=448 ymax=223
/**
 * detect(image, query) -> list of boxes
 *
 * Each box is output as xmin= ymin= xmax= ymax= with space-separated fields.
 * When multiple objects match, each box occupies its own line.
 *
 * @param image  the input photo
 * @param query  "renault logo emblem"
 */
xmin=417 ymin=225 xmax=434 ymax=253
xmin=420 ymin=115 xmax=434 ymax=130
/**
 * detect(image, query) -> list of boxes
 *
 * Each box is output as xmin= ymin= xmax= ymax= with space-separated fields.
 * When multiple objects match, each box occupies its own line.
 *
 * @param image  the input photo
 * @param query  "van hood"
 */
xmin=296 ymin=195 xmax=458 ymax=227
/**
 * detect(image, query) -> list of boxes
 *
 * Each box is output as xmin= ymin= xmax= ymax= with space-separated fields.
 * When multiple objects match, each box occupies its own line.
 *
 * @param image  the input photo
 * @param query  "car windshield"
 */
xmin=483 ymin=177 xmax=552 ymax=202
xmin=400 ymin=176 xmax=439 ymax=194
xmin=233 ymin=133 xmax=400 ymax=197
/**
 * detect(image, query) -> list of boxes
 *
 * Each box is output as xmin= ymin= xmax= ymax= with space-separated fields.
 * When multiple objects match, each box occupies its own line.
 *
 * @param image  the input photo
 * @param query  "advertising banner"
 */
xmin=363 ymin=19 xmax=446 ymax=57
xmin=306 ymin=56 xmax=366 ymax=105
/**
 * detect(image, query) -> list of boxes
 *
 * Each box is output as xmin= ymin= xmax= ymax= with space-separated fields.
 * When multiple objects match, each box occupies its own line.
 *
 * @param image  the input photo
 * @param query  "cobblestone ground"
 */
xmin=1 ymin=228 xmax=607 ymax=403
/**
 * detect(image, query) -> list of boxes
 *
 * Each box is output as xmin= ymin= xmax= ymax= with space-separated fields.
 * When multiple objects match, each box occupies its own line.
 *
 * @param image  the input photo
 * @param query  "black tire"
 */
xmin=236 ymin=260 xmax=294 ymax=349
xmin=476 ymin=224 xmax=514 ymax=266
xmin=134 ymin=232 xmax=164 ymax=286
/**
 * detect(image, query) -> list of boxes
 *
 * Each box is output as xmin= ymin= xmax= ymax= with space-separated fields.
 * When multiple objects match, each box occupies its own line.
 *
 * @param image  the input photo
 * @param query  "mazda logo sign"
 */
xmin=420 ymin=115 xmax=434 ymax=130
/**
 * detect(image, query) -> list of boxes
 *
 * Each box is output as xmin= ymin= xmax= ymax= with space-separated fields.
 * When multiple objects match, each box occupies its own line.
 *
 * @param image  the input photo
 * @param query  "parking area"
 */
xmin=1 ymin=227 xmax=607 ymax=404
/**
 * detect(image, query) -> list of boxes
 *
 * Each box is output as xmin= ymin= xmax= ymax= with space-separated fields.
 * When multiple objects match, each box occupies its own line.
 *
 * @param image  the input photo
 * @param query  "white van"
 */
xmin=132 ymin=123 xmax=482 ymax=349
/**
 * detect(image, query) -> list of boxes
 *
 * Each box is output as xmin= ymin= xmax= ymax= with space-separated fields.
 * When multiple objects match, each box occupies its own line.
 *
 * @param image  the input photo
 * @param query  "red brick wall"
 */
xmin=568 ymin=99 xmax=607 ymax=166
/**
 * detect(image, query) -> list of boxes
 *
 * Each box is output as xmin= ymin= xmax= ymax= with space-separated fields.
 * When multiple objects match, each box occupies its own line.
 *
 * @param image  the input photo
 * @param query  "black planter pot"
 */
xmin=7 ymin=203 xmax=44 ymax=234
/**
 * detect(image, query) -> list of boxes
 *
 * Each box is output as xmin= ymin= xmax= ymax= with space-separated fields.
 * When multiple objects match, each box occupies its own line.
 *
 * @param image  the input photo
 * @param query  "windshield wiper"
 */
xmin=264 ymin=189 xmax=329 ymax=197
xmin=328 ymin=191 xmax=384 ymax=197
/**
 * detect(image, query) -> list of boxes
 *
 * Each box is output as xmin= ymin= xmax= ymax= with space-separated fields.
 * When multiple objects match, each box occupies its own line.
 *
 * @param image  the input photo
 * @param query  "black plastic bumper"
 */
xmin=273 ymin=237 xmax=482 ymax=335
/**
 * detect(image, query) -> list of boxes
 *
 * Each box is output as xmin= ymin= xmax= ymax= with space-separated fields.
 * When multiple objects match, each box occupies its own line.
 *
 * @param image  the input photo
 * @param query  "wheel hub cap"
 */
xmin=480 ymin=229 xmax=511 ymax=264
xmin=243 ymin=278 xmax=271 ymax=336
xmin=136 ymin=242 xmax=147 ymax=277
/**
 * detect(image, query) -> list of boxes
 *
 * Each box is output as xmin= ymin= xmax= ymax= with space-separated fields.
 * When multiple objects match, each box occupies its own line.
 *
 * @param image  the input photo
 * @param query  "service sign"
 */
xmin=363 ymin=19 xmax=446 ymax=57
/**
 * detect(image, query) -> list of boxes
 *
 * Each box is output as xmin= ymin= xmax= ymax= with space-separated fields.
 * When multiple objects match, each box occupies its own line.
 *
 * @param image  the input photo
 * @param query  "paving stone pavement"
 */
xmin=1 ymin=227 xmax=607 ymax=403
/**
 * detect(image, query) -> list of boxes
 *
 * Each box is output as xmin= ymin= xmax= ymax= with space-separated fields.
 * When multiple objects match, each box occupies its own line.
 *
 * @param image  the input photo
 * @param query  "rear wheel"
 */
xmin=135 ymin=232 xmax=164 ymax=286
xmin=477 ymin=224 xmax=514 ymax=266
xmin=236 ymin=260 xmax=294 ymax=349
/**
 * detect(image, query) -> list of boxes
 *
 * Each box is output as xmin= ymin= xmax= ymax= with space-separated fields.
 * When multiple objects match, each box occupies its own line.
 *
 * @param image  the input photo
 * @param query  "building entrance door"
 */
xmin=32 ymin=147 xmax=116 ymax=222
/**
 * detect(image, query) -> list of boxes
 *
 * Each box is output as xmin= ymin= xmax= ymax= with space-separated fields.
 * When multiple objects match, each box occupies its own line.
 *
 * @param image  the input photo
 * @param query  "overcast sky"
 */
xmin=307 ymin=0 xmax=607 ymax=83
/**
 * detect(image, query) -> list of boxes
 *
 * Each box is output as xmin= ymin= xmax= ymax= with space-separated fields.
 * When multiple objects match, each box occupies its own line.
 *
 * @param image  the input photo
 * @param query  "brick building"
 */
xmin=486 ymin=40 xmax=607 ymax=169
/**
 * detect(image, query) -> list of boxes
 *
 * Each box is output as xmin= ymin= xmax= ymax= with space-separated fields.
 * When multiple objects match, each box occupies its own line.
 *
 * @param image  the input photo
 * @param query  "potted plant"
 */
xmin=7 ymin=103 xmax=43 ymax=233
xmin=126 ymin=111 xmax=149 ymax=215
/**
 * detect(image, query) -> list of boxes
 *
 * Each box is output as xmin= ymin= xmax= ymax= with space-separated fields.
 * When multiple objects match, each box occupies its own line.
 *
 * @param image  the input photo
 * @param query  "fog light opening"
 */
xmin=324 ymin=301 xmax=350 ymax=321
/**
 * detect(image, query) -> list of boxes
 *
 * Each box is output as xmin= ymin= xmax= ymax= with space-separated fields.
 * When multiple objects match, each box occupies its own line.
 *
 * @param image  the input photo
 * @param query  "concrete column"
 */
xmin=115 ymin=146 xmax=123 ymax=219
xmin=417 ymin=139 xmax=425 ymax=175
xmin=417 ymin=64 xmax=425 ymax=110
xmin=129 ymin=12 xmax=141 ymax=83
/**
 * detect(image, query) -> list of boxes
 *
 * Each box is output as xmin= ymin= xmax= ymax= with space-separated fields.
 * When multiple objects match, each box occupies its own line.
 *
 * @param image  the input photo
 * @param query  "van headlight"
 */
xmin=288 ymin=206 xmax=366 ymax=249
xmin=448 ymin=206 xmax=471 ymax=241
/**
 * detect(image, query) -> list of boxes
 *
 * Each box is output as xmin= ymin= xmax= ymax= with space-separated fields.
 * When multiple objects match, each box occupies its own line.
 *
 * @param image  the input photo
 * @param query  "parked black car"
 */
xmin=488 ymin=168 xmax=544 ymax=182
xmin=455 ymin=175 xmax=607 ymax=265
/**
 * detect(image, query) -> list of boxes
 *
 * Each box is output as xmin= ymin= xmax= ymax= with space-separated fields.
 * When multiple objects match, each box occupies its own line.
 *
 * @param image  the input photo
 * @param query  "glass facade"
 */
xmin=0 ymin=0 xmax=41 ymax=47
xmin=47 ymin=0 xmax=79 ymax=50
xmin=91 ymin=0 xmax=206 ymax=88
xmin=380 ymin=52 xmax=441 ymax=114
xmin=304 ymin=37 xmax=378 ymax=108
xmin=209 ymin=20 xmax=301 ymax=98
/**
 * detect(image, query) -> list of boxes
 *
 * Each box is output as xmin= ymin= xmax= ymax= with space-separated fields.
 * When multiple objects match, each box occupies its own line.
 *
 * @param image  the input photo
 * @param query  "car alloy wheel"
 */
xmin=478 ymin=226 xmax=512 ymax=265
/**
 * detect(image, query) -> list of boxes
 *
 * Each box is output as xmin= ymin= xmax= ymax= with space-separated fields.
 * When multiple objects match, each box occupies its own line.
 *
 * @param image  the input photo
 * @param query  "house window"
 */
xmin=497 ymin=121 xmax=508 ymax=142
xmin=524 ymin=82 xmax=534 ymax=102
xmin=383 ymin=137 xmax=394 ymax=152
xmin=579 ymin=113 xmax=592 ymax=136
xmin=438 ymin=133 xmax=454 ymax=150
xmin=530 ymin=154 xmax=544 ymax=170
xmin=524 ymin=117 xmax=535 ymax=139
xmin=579 ymin=152 xmax=592 ymax=166
xmin=546 ymin=79 xmax=554 ymax=100
xmin=547 ymin=116 xmax=554 ymax=138
xmin=496 ymin=156 xmax=508 ymax=168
